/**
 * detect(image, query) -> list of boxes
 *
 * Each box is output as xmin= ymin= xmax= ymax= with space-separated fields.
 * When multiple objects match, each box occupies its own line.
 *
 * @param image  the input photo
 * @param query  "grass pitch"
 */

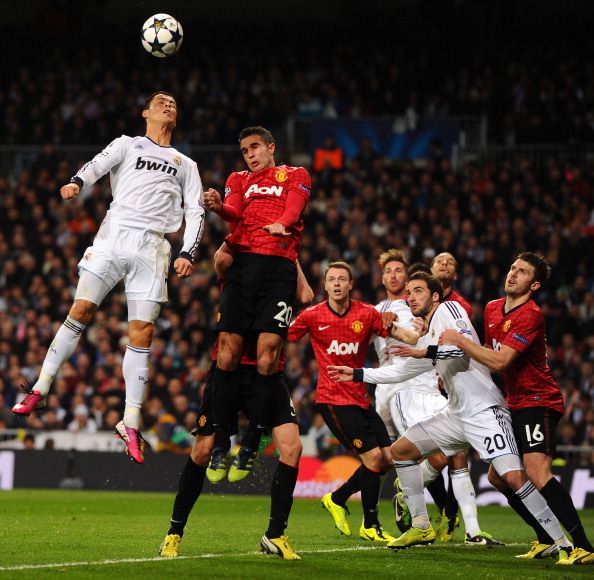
xmin=1 ymin=489 xmax=592 ymax=579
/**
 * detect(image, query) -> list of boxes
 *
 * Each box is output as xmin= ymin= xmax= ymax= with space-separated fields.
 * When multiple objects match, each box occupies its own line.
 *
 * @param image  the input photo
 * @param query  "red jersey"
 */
xmin=484 ymin=297 xmax=564 ymax=413
xmin=445 ymin=290 xmax=472 ymax=317
xmin=219 ymin=165 xmax=311 ymax=261
xmin=287 ymin=300 xmax=388 ymax=409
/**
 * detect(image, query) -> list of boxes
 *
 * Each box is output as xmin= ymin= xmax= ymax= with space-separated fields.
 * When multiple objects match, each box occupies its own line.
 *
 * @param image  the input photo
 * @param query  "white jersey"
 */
xmin=372 ymin=299 xmax=438 ymax=396
xmin=363 ymin=300 xmax=506 ymax=417
xmin=75 ymin=135 xmax=205 ymax=258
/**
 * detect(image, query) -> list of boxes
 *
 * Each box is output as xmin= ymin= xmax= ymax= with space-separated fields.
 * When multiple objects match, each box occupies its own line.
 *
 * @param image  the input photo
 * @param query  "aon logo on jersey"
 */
xmin=327 ymin=340 xmax=359 ymax=355
xmin=245 ymin=184 xmax=283 ymax=198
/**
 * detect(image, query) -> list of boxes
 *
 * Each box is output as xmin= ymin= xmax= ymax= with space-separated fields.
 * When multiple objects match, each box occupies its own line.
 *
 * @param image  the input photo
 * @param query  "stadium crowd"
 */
xmin=1 ymin=11 xmax=594 ymax=460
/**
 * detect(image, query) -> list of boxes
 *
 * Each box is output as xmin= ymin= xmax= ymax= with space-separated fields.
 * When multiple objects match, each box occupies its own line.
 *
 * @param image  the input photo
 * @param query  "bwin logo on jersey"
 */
xmin=327 ymin=340 xmax=359 ymax=355
xmin=135 ymin=156 xmax=178 ymax=176
xmin=244 ymin=184 xmax=283 ymax=198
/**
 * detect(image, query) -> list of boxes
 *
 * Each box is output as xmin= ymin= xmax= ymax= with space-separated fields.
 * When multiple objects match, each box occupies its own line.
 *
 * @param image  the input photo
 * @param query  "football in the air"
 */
xmin=141 ymin=14 xmax=183 ymax=58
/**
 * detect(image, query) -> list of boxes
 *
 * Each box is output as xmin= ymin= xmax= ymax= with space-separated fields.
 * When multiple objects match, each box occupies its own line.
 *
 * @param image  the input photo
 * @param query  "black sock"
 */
xmin=251 ymin=372 xmax=280 ymax=428
xmin=266 ymin=461 xmax=298 ymax=539
xmin=540 ymin=477 xmax=593 ymax=551
xmin=211 ymin=368 xmax=240 ymax=432
xmin=444 ymin=476 xmax=459 ymax=520
xmin=213 ymin=427 xmax=232 ymax=452
xmin=241 ymin=424 xmax=263 ymax=451
xmin=168 ymin=458 xmax=207 ymax=536
xmin=427 ymin=477 xmax=448 ymax=513
xmin=501 ymin=487 xmax=553 ymax=544
xmin=331 ymin=465 xmax=362 ymax=506
xmin=359 ymin=465 xmax=381 ymax=528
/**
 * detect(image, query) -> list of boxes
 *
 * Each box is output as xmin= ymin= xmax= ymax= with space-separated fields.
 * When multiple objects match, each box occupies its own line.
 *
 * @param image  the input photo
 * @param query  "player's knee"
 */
xmin=128 ymin=320 xmax=154 ymax=348
xmin=191 ymin=436 xmax=214 ymax=466
xmin=487 ymin=465 xmax=506 ymax=490
xmin=361 ymin=447 xmax=382 ymax=471
xmin=256 ymin=352 xmax=279 ymax=374
xmin=523 ymin=465 xmax=551 ymax=490
xmin=69 ymin=299 xmax=97 ymax=325
xmin=279 ymin=439 xmax=302 ymax=467
xmin=391 ymin=437 xmax=421 ymax=462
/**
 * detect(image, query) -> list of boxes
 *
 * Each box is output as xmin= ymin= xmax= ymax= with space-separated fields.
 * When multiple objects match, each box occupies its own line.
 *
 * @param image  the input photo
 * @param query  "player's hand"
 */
xmin=412 ymin=316 xmax=425 ymax=333
xmin=327 ymin=365 xmax=354 ymax=382
xmin=263 ymin=222 xmax=291 ymax=236
xmin=204 ymin=188 xmax=222 ymax=211
xmin=60 ymin=183 xmax=80 ymax=200
xmin=387 ymin=345 xmax=427 ymax=359
xmin=173 ymin=257 xmax=193 ymax=278
xmin=381 ymin=311 xmax=396 ymax=329
xmin=439 ymin=329 xmax=463 ymax=346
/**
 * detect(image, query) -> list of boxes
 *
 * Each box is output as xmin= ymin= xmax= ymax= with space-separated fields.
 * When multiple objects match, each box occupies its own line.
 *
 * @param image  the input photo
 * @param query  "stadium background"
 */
xmin=0 ymin=0 xmax=593 ymax=497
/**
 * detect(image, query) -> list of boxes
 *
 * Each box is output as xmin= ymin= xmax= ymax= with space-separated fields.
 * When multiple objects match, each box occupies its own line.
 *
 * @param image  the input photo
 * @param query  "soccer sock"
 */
xmin=241 ymin=424 xmax=263 ymax=451
xmin=213 ymin=428 xmax=232 ymax=452
xmin=515 ymin=481 xmax=569 ymax=545
xmin=266 ymin=461 xmax=298 ymax=539
xmin=540 ymin=477 xmax=594 ymax=551
xmin=331 ymin=466 xmax=362 ymax=506
xmin=168 ymin=457 xmax=207 ymax=536
xmin=444 ymin=474 xmax=459 ymax=521
xmin=451 ymin=468 xmax=479 ymax=536
xmin=420 ymin=459 xmax=441 ymax=486
xmin=34 ymin=316 xmax=86 ymax=395
xmin=359 ymin=465 xmax=381 ymax=528
xmin=211 ymin=368 xmax=240 ymax=432
xmin=122 ymin=344 xmax=150 ymax=429
xmin=395 ymin=460 xmax=430 ymax=529
xmin=500 ymin=487 xmax=553 ymax=544
xmin=426 ymin=477 xmax=448 ymax=513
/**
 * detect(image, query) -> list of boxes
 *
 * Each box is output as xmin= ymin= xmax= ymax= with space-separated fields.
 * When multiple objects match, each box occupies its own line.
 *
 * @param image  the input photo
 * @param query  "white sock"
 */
xmin=34 ymin=316 xmax=86 ymax=395
xmin=451 ymin=468 xmax=480 ymax=537
xmin=516 ymin=481 xmax=569 ymax=545
xmin=420 ymin=460 xmax=441 ymax=486
xmin=395 ymin=460 xmax=430 ymax=529
xmin=122 ymin=345 xmax=150 ymax=429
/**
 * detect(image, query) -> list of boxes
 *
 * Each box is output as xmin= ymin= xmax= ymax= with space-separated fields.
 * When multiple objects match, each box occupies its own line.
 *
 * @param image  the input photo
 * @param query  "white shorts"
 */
xmin=411 ymin=405 xmax=519 ymax=462
xmin=76 ymin=219 xmax=171 ymax=303
xmin=390 ymin=389 xmax=448 ymax=437
xmin=375 ymin=384 xmax=399 ymax=441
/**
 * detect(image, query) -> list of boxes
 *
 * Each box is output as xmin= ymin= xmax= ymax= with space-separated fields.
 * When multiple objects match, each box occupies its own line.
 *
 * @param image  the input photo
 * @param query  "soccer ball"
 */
xmin=141 ymin=14 xmax=183 ymax=58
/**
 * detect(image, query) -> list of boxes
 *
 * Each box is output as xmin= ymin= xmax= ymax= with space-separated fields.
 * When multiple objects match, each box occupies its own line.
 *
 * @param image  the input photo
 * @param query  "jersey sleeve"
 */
xmin=433 ymin=303 xmax=471 ymax=360
xmin=371 ymin=308 xmax=389 ymax=338
xmin=75 ymin=135 xmax=129 ymax=196
xmin=363 ymin=357 xmax=434 ymax=384
xmin=277 ymin=167 xmax=311 ymax=227
xmin=180 ymin=162 xmax=206 ymax=260
xmin=500 ymin=306 xmax=542 ymax=353
xmin=287 ymin=308 xmax=311 ymax=342
xmin=217 ymin=173 xmax=243 ymax=222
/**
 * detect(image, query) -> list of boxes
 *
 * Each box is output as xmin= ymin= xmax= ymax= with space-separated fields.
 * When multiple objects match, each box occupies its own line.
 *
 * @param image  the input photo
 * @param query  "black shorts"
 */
xmin=216 ymin=252 xmax=297 ymax=337
xmin=316 ymin=403 xmax=391 ymax=454
xmin=194 ymin=364 xmax=297 ymax=435
xmin=511 ymin=406 xmax=562 ymax=456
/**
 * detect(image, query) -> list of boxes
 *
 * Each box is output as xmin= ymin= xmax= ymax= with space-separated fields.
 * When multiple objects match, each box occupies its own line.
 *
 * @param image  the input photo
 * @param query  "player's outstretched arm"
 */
xmin=390 ymin=324 xmax=420 ymax=345
xmin=327 ymin=365 xmax=354 ymax=382
xmin=439 ymin=329 xmax=519 ymax=371
xmin=296 ymin=260 xmax=314 ymax=305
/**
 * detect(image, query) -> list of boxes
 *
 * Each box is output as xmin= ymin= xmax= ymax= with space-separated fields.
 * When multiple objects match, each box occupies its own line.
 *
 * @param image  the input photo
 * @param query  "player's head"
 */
xmin=142 ymin=91 xmax=177 ymax=128
xmin=238 ymin=126 xmax=276 ymax=173
xmin=406 ymin=272 xmax=443 ymax=318
xmin=505 ymin=252 xmax=551 ymax=297
xmin=324 ymin=261 xmax=353 ymax=302
xmin=431 ymin=252 xmax=457 ymax=288
xmin=378 ymin=249 xmax=408 ymax=298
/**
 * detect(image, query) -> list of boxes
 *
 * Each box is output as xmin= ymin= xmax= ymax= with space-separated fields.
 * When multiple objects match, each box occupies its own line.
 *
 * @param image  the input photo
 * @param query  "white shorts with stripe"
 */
xmin=390 ymin=389 xmax=449 ymax=438
xmin=410 ymin=404 xmax=519 ymax=462
xmin=76 ymin=218 xmax=171 ymax=303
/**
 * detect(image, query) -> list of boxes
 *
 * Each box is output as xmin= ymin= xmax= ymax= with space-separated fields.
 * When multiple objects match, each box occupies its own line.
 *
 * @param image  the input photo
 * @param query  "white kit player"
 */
xmin=374 ymin=253 xmax=499 ymax=545
xmin=12 ymin=92 xmax=205 ymax=464
xmin=329 ymin=271 xmax=573 ymax=558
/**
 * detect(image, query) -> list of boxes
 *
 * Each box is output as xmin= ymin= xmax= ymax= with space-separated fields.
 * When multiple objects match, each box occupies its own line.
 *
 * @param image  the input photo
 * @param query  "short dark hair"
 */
xmin=408 ymin=262 xmax=432 ymax=276
xmin=324 ymin=261 xmax=353 ymax=281
xmin=238 ymin=126 xmax=275 ymax=145
xmin=143 ymin=91 xmax=176 ymax=111
xmin=408 ymin=271 xmax=444 ymax=301
xmin=516 ymin=252 xmax=551 ymax=285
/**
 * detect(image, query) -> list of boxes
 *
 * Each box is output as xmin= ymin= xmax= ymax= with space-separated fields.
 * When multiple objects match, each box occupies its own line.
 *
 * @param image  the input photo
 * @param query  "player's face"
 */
xmin=431 ymin=253 xmax=457 ymax=285
xmin=505 ymin=259 xmax=540 ymax=297
xmin=324 ymin=268 xmax=353 ymax=302
xmin=406 ymin=279 xmax=437 ymax=318
xmin=382 ymin=260 xmax=407 ymax=298
xmin=144 ymin=94 xmax=177 ymax=127
xmin=240 ymin=135 xmax=276 ymax=173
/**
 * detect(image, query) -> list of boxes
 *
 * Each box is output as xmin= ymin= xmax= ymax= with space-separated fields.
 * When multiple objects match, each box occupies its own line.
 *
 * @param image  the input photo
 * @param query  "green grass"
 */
xmin=1 ymin=489 xmax=592 ymax=579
